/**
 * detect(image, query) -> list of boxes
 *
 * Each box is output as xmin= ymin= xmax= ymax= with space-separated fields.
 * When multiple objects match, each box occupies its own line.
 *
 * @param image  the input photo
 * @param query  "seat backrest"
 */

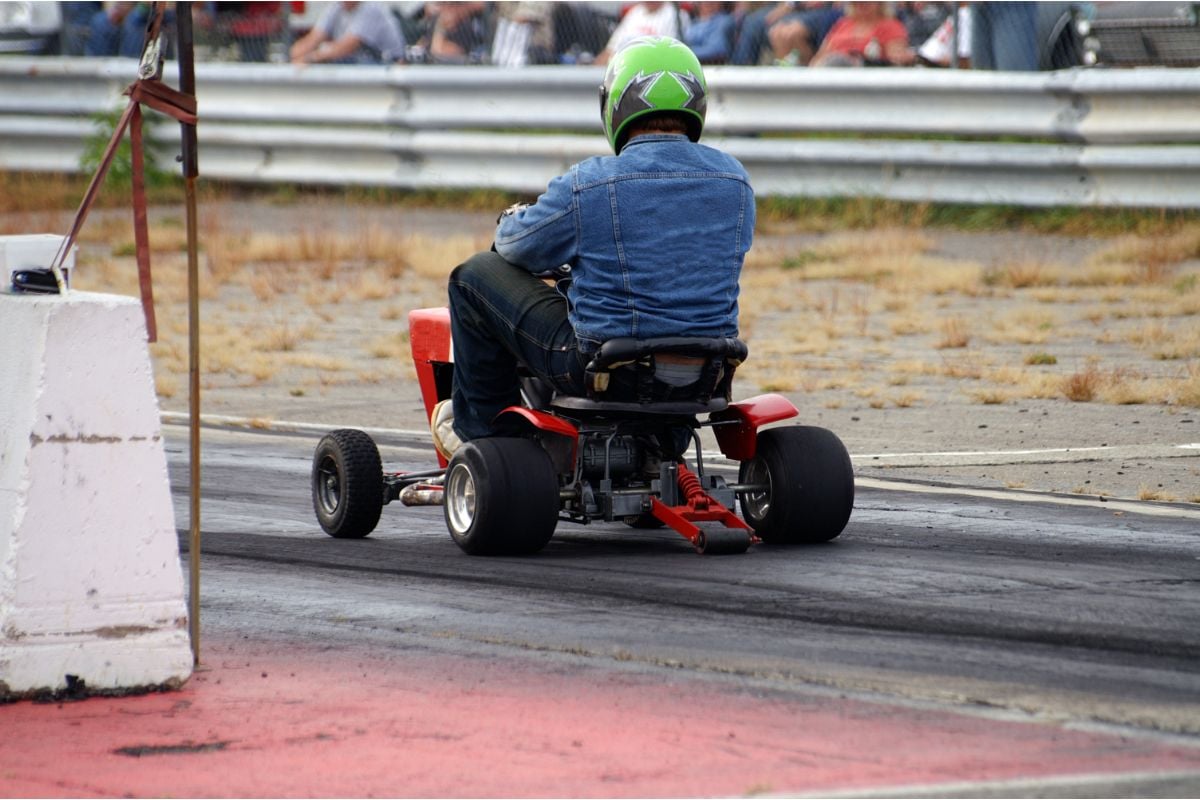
xmin=583 ymin=336 xmax=747 ymax=405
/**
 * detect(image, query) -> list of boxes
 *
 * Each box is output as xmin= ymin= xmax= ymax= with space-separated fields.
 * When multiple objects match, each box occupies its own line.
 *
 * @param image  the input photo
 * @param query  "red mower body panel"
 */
xmin=409 ymin=307 xmax=452 ymax=422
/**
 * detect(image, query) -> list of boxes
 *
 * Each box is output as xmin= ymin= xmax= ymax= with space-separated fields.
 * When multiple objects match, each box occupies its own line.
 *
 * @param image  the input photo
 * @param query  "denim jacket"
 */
xmin=494 ymin=134 xmax=755 ymax=352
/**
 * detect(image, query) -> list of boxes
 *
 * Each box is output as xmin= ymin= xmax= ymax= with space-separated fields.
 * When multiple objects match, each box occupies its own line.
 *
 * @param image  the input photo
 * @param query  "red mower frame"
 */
xmin=311 ymin=307 xmax=855 ymax=556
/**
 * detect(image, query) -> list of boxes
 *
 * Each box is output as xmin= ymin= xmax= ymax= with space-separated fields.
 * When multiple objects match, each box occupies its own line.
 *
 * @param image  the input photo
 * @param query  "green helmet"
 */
xmin=599 ymin=36 xmax=707 ymax=155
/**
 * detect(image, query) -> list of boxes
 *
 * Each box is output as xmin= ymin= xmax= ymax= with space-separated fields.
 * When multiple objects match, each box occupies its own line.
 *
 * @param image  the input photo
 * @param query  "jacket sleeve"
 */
xmin=493 ymin=169 xmax=577 ymax=273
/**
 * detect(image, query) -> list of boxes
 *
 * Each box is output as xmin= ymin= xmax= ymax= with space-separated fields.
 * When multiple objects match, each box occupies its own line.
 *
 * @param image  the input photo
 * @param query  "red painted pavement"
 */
xmin=3 ymin=634 xmax=1199 ymax=798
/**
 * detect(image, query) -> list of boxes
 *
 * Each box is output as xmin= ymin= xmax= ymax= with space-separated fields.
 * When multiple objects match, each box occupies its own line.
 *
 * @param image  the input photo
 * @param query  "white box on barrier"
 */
xmin=0 ymin=233 xmax=74 ymax=288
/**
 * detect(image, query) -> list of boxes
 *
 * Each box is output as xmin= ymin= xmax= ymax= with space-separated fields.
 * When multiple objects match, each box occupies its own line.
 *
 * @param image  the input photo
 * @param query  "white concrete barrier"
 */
xmin=0 ymin=253 xmax=192 ymax=697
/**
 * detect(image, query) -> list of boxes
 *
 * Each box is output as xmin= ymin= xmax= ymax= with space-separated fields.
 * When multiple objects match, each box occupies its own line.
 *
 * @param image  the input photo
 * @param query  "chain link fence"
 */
xmin=3 ymin=2 xmax=1199 ymax=69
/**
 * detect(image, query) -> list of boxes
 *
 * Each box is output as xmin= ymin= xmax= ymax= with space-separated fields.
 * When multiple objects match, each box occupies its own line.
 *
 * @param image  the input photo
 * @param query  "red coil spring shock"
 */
xmin=676 ymin=462 xmax=708 ymax=509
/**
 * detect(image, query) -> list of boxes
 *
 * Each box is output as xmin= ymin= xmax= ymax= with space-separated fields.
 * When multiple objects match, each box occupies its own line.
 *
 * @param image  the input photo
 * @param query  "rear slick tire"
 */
xmin=738 ymin=426 xmax=853 ymax=544
xmin=444 ymin=437 xmax=559 ymax=555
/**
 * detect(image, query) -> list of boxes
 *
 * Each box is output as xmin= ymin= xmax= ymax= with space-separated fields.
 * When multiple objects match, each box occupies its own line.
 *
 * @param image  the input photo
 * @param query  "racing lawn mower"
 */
xmin=311 ymin=307 xmax=854 ymax=555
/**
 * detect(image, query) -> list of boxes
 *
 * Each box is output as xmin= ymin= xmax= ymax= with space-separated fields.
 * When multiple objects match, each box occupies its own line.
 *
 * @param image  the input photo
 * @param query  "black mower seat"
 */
xmin=550 ymin=336 xmax=747 ymax=414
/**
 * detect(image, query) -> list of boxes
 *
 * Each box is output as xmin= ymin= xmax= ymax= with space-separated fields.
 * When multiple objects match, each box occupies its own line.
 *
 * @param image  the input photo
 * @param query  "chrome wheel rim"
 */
xmin=445 ymin=462 xmax=477 ymax=534
xmin=741 ymin=457 xmax=771 ymax=522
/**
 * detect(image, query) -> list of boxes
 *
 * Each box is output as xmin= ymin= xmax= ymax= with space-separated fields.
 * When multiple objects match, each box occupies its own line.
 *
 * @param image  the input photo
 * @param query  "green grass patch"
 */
xmin=757 ymin=196 xmax=1199 ymax=236
xmin=1024 ymin=352 xmax=1058 ymax=366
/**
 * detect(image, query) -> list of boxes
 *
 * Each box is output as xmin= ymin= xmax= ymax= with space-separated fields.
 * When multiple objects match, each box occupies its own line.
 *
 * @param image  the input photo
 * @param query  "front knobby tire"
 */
xmin=444 ymin=437 xmax=560 ymax=555
xmin=739 ymin=426 xmax=854 ymax=544
xmin=312 ymin=428 xmax=384 ymax=539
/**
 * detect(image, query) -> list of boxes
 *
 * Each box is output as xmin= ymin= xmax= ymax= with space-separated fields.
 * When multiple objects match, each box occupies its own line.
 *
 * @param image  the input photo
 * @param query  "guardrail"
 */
xmin=2 ymin=57 xmax=1199 ymax=207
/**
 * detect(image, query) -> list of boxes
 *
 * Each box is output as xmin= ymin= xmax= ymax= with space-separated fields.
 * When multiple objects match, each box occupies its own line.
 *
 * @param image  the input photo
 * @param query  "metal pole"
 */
xmin=951 ymin=2 xmax=961 ymax=70
xmin=176 ymin=0 xmax=201 ymax=667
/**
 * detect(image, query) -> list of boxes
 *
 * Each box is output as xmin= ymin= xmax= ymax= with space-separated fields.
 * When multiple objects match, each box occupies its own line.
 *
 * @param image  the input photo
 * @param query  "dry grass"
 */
xmin=940 ymin=354 xmax=987 ymax=380
xmin=1175 ymin=365 xmax=1200 ymax=408
xmin=1138 ymin=485 xmax=1178 ymax=502
xmin=967 ymin=387 xmax=1012 ymax=405
xmin=1061 ymin=363 xmax=1103 ymax=402
xmin=892 ymin=391 xmax=924 ymax=408
xmin=1024 ymin=352 xmax=1057 ymax=366
xmin=983 ymin=259 xmax=1061 ymax=289
xmin=1091 ymin=225 xmax=1200 ymax=277
xmin=935 ymin=317 xmax=971 ymax=350
xmin=994 ymin=308 xmax=1058 ymax=344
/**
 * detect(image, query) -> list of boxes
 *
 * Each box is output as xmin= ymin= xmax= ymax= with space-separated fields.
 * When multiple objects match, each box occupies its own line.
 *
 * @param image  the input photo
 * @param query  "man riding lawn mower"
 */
xmin=311 ymin=36 xmax=854 ymax=555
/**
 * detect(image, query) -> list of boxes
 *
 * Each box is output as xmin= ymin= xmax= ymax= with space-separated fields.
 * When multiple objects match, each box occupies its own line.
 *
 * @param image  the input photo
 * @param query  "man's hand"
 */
xmin=496 ymin=202 xmax=529 ymax=224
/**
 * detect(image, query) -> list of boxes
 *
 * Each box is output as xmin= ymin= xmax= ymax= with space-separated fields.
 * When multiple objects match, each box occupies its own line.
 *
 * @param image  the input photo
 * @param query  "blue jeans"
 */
xmin=86 ymin=6 xmax=150 ymax=57
xmin=971 ymin=2 xmax=1039 ymax=71
xmin=447 ymin=251 xmax=588 ymax=441
xmin=730 ymin=6 xmax=771 ymax=65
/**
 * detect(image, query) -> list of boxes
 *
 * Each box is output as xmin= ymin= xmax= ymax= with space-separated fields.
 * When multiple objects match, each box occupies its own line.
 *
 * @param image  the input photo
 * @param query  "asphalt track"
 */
xmin=4 ymin=422 xmax=1200 ymax=798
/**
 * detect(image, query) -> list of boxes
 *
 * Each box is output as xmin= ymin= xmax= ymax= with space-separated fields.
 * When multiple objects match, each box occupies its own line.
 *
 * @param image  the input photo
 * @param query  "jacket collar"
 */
xmin=622 ymin=133 xmax=690 ymax=150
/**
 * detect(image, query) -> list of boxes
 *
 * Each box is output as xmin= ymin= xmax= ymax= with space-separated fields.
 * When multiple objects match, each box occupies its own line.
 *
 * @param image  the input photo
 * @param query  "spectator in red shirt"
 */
xmin=810 ymin=2 xmax=913 ymax=66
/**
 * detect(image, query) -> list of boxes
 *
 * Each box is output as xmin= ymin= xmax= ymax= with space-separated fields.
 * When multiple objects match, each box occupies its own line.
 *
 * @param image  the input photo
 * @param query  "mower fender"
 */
xmin=710 ymin=393 xmax=799 ymax=461
xmin=494 ymin=406 xmax=579 ymax=474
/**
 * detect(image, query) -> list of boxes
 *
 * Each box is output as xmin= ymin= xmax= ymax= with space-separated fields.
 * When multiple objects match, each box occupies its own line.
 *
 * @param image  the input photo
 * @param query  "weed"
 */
xmin=780 ymin=250 xmax=822 ymax=271
xmin=1025 ymin=352 xmax=1057 ymax=365
xmin=1061 ymin=363 xmax=1102 ymax=402
xmin=369 ymin=335 xmax=406 ymax=360
xmin=889 ymin=312 xmax=932 ymax=336
xmin=936 ymin=317 xmax=970 ymax=349
xmin=1138 ymin=485 xmax=1177 ymax=502
xmin=1175 ymin=365 xmax=1200 ymax=407
xmin=940 ymin=354 xmax=985 ymax=380
xmin=155 ymin=373 xmax=179 ymax=399
xmin=968 ymin=388 xmax=1010 ymax=404
xmin=261 ymin=320 xmax=313 ymax=353
xmin=1174 ymin=274 xmax=1198 ymax=294
xmin=983 ymin=260 xmax=1059 ymax=289
xmin=989 ymin=309 xmax=1057 ymax=345
xmin=79 ymin=106 xmax=171 ymax=191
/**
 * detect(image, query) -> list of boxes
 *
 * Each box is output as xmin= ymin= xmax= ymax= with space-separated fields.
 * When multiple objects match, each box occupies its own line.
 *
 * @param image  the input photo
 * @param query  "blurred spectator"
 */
xmin=970 ymin=1 xmax=1038 ymax=71
xmin=206 ymin=2 xmax=286 ymax=62
xmin=552 ymin=3 xmax=617 ymax=64
xmin=897 ymin=1 xmax=951 ymax=48
xmin=731 ymin=1 xmax=837 ymax=66
xmin=766 ymin=2 xmax=844 ymax=65
xmin=60 ymin=1 xmax=101 ymax=55
xmin=290 ymin=1 xmax=406 ymax=65
xmin=685 ymin=1 xmax=736 ymax=64
xmin=407 ymin=2 xmax=490 ymax=64
xmin=809 ymin=1 xmax=913 ymax=66
xmin=595 ymin=2 xmax=688 ymax=65
xmin=730 ymin=2 xmax=792 ymax=65
xmin=491 ymin=1 xmax=557 ymax=66
xmin=85 ymin=2 xmax=149 ymax=57
xmin=915 ymin=3 xmax=971 ymax=67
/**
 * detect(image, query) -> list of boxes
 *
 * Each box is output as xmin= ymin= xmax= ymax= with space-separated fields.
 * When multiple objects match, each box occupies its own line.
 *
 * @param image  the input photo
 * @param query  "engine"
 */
xmin=579 ymin=434 xmax=641 ymax=478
